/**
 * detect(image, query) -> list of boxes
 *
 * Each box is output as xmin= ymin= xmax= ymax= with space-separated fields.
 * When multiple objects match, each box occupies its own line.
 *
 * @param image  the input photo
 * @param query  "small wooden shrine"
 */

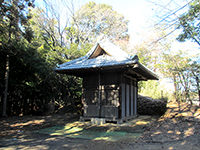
xmin=54 ymin=41 xmax=158 ymax=123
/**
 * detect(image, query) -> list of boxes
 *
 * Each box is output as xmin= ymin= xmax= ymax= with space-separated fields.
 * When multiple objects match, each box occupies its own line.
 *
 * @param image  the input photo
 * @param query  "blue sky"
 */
xmin=36 ymin=0 xmax=199 ymax=54
xmin=90 ymin=0 xmax=200 ymax=54
xmin=82 ymin=0 xmax=199 ymax=53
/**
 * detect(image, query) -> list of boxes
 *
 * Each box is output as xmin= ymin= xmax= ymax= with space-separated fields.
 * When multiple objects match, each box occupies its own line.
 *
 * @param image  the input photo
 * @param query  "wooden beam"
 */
xmin=123 ymin=73 xmax=137 ymax=81
xmin=98 ymin=74 xmax=101 ymax=118
xmin=127 ymin=69 xmax=148 ymax=81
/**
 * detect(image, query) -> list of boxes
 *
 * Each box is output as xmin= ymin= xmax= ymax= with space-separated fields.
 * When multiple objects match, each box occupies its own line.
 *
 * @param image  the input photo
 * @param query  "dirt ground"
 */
xmin=0 ymin=101 xmax=200 ymax=150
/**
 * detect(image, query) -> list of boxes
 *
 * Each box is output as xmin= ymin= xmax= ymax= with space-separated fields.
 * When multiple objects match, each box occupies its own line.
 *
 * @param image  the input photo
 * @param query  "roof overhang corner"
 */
xmin=131 ymin=62 xmax=159 ymax=81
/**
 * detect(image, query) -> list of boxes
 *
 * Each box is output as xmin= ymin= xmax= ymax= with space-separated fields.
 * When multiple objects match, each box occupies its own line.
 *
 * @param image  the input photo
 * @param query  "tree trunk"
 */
xmin=2 ymin=54 xmax=10 ymax=117
xmin=196 ymin=76 xmax=200 ymax=107
xmin=192 ymin=72 xmax=200 ymax=107
xmin=172 ymin=74 xmax=178 ymax=101
xmin=172 ymin=74 xmax=181 ymax=111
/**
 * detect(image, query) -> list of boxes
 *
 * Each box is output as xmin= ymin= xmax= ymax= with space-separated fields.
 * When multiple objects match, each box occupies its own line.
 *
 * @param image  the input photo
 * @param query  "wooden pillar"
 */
xmin=121 ymin=76 xmax=125 ymax=118
xmin=131 ymin=81 xmax=134 ymax=116
xmin=135 ymin=81 xmax=138 ymax=115
xmin=126 ymin=79 xmax=130 ymax=117
xmin=98 ymin=74 xmax=101 ymax=118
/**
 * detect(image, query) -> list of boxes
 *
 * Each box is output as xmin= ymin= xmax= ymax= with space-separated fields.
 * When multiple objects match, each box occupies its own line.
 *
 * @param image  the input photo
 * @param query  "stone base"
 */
xmin=91 ymin=118 xmax=106 ymax=125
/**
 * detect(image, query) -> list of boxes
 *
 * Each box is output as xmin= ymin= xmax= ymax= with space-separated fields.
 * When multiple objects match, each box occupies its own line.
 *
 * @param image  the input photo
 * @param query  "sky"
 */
xmin=36 ymin=0 xmax=199 ymax=54
xmin=83 ymin=0 xmax=153 ymax=43
xmin=36 ymin=0 xmax=153 ymax=43
xmin=82 ymin=0 xmax=199 ymax=54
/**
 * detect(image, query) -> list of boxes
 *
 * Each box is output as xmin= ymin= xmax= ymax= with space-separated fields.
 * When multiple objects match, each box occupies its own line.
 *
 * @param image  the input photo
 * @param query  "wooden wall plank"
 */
xmin=126 ymin=84 xmax=130 ymax=117
xmin=101 ymin=106 xmax=118 ymax=118
xmin=82 ymin=73 xmax=137 ymax=119
xmin=131 ymin=85 xmax=134 ymax=115
xmin=84 ymin=105 xmax=99 ymax=117
xmin=134 ymin=84 xmax=137 ymax=115
xmin=121 ymin=83 xmax=125 ymax=118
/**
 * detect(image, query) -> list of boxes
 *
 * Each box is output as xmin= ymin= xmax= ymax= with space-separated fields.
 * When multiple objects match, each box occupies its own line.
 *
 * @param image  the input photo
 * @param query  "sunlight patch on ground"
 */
xmin=10 ymin=119 xmax=45 ymax=128
xmin=0 ymin=145 xmax=49 ymax=150
xmin=45 ymin=137 xmax=56 ymax=141
xmin=175 ymin=130 xmax=181 ymax=135
xmin=181 ymin=112 xmax=193 ymax=117
xmin=167 ymin=130 xmax=174 ymax=134
xmin=194 ymin=108 xmax=200 ymax=118
xmin=135 ymin=120 xmax=150 ymax=125
xmin=184 ymin=127 xmax=194 ymax=138
xmin=181 ymin=140 xmax=186 ymax=145
xmin=153 ymin=131 xmax=162 ymax=135
xmin=34 ymin=116 xmax=153 ymax=142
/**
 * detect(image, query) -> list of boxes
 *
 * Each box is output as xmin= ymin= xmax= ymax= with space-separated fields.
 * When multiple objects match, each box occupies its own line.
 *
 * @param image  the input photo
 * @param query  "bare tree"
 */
xmin=34 ymin=0 xmax=81 ymax=47
xmin=147 ymin=0 xmax=194 ymax=43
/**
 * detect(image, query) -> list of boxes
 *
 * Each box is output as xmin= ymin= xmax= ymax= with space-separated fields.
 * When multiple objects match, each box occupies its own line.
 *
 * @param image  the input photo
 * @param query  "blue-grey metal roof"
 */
xmin=57 ymin=54 xmax=138 ymax=71
xmin=54 ymin=41 xmax=159 ymax=80
xmin=56 ymin=41 xmax=137 ymax=70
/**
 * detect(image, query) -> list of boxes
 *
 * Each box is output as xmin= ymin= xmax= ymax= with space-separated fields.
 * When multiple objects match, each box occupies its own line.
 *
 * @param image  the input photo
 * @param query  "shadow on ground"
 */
xmin=0 ymin=114 xmax=154 ymax=150
xmin=1 ymin=101 xmax=200 ymax=150
xmin=35 ymin=115 xmax=154 ymax=142
xmin=134 ymin=101 xmax=200 ymax=150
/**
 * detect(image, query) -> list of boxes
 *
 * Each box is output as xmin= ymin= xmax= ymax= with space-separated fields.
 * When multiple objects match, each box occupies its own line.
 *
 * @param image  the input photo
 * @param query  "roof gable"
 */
xmin=89 ymin=44 xmax=109 ymax=59
xmin=86 ymin=41 xmax=131 ymax=60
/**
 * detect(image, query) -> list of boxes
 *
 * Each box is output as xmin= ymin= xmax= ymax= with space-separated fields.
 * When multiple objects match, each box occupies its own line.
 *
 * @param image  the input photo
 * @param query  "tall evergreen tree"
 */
xmin=0 ymin=0 xmax=34 ymax=116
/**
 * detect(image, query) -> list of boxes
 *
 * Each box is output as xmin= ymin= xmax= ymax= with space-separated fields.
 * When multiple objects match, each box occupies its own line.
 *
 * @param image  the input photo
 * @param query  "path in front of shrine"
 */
xmin=0 ymin=115 xmax=155 ymax=150
xmin=35 ymin=115 xmax=154 ymax=142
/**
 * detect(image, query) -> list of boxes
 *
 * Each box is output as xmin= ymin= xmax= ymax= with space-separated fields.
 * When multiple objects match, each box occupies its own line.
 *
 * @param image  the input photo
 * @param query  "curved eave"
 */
xmin=54 ymin=62 xmax=135 ymax=77
xmin=132 ymin=62 xmax=159 ymax=80
xmin=54 ymin=61 xmax=159 ymax=81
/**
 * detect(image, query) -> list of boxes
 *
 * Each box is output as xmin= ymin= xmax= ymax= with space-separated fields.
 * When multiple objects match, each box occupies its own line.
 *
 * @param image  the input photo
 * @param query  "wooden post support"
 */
xmin=98 ymin=74 xmax=101 ymax=118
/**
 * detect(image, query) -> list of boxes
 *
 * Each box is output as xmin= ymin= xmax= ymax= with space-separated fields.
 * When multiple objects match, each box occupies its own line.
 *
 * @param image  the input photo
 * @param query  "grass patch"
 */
xmin=36 ymin=125 xmax=142 ymax=142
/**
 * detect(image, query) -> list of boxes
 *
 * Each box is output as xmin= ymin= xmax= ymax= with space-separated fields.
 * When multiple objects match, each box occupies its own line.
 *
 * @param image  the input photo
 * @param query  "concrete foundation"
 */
xmin=91 ymin=118 xmax=106 ymax=125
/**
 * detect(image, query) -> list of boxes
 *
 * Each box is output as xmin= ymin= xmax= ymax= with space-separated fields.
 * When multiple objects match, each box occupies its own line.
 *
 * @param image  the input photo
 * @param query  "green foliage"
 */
xmin=66 ymin=43 xmax=93 ymax=60
xmin=0 ymin=0 xmax=35 ymax=116
xmin=0 ymin=1 xmax=130 ymax=116
xmin=0 ymin=1 xmax=90 ymax=116
xmin=177 ymin=0 xmax=200 ymax=45
xmin=0 ymin=0 xmax=34 ymax=48
xmin=158 ymin=51 xmax=200 ymax=103
xmin=138 ymin=80 xmax=169 ymax=100
xmin=71 ymin=1 xmax=129 ymax=44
